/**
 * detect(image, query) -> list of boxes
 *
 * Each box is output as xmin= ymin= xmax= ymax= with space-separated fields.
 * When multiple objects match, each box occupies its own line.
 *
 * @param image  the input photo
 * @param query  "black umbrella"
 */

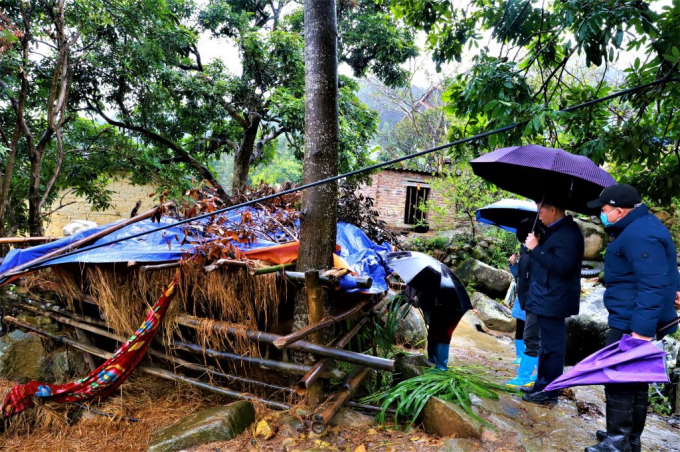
xmin=470 ymin=144 xmax=617 ymax=214
xmin=385 ymin=251 xmax=472 ymax=313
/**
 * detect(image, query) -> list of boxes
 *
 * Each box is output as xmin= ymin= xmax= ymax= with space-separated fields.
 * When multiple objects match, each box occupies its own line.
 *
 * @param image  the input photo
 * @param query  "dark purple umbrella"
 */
xmin=470 ymin=145 xmax=617 ymax=214
xmin=543 ymin=335 xmax=669 ymax=392
xmin=385 ymin=251 xmax=472 ymax=313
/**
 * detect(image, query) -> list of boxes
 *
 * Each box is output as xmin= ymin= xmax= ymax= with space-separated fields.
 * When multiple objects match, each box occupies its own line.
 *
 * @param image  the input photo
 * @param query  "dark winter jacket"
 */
xmin=525 ymin=216 xmax=584 ymax=318
xmin=603 ymin=205 xmax=680 ymax=337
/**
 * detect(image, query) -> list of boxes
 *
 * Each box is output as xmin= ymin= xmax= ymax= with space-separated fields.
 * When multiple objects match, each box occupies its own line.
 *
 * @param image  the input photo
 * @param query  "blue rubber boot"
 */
xmin=530 ymin=356 xmax=539 ymax=383
xmin=433 ymin=343 xmax=450 ymax=371
xmin=506 ymin=355 xmax=538 ymax=387
xmin=513 ymin=339 xmax=525 ymax=366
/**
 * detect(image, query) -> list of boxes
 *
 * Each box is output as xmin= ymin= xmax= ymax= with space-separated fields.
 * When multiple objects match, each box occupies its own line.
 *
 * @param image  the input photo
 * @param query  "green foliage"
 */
xmin=648 ymin=384 xmax=673 ymax=416
xmin=361 ymin=366 xmax=518 ymax=430
xmin=484 ymin=227 xmax=520 ymax=270
xmin=375 ymin=294 xmax=412 ymax=358
xmin=249 ymin=144 xmax=302 ymax=185
xmin=424 ymin=164 xmax=506 ymax=234
xmin=387 ymin=0 xmax=680 ymax=204
xmin=408 ymin=235 xmax=450 ymax=253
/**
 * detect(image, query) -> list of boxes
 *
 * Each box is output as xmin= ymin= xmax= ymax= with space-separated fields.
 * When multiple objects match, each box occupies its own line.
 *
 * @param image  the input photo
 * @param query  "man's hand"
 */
xmin=631 ymin=332 xmax=653 ymax=341
xmin=675 ymin=291 xmax=680 ymax=310
xmin=508 ymin=253 xmax=518 ymax=265
xmin=525 ymin=232 xmax=539 ymax=251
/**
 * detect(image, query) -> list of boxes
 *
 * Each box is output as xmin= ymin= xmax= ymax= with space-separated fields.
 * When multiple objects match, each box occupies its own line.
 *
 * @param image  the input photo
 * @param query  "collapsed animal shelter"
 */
xmin=0 ymin=191 xmax=399 ymax=435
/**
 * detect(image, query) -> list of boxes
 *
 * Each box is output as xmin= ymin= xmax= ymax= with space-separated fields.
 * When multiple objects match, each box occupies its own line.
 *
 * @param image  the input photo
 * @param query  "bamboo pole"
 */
xmin=3 ymin=315 xmax=112 ymax=359
xmin=273 ymin=298 xmax=371 ymax=349
xmin=311 ymin=367 xmax=372 ymax=434
xmin=253 ymin=263 xmax=295 ymax=275
xmin=140 ymin=366 xmax=291 ymax=410
xmin=175 ymin=315 xmax=395 ymax=371
xmin=2 ymin=316 xmax=293 ymax=410
xmin=14 ymin=298 xmax=108 ymax=327
xmin=149 ymin=348 xmax=296 ymax=395
xmin=139 ymin=262 xmax=182 ymax=272
xmin=297 ymin=315 xmax=371 ymax=393
xmin=172 ymin=340 xmax=342 ymax=379
xmin=0 ymin=237 xmax=59 ymax=244
xmin=12 ymin=304 xmax=298 ymax=395
xmin=0 ymin=203 xmax=171 ymax=280
xmin=283 ymin=271 xmax=372 ymax=289
xmin=203 ymin=259 xmax=249 ymax=273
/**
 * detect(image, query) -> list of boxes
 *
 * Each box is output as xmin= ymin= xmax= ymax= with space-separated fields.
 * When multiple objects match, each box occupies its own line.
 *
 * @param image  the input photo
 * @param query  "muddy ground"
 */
xmin=1 ymin=312 xmax=679 ymax=451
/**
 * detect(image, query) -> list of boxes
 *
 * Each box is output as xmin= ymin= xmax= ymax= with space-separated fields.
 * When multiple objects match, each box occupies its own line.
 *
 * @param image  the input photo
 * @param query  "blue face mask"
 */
xmin=600 ymin=209 xmax=619 ymax=227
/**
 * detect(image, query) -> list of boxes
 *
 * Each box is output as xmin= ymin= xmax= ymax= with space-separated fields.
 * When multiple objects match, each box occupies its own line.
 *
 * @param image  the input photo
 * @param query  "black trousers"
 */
xmin=533 ymin=314 xmax=566 ymax=396
xmin=523 ymin=312 xmax=541 ymax=358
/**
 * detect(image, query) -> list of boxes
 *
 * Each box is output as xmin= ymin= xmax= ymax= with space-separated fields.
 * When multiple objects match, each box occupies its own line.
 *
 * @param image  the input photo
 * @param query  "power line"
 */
xmin=2 ymin=77 xmax=678 ymax=281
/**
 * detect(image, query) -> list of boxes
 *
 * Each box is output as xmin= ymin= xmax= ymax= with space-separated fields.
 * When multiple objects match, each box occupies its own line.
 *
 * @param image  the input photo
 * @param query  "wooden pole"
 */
xmin=273 ymin=298 xmax=371 ymax=349
xmin=0 ymin=237 xmax=59 ymax=244
xmin=0 ymin=203 xmax=171 ymax=280
xmin=311 ymin=367 xmax=371 ymax=434
xmin=296 ymin=315 xmax=370 ymax=393
xmin=175 ymin=315 xmax=395 ymax=371
xmin=304 ymin=270 xmax=324 ymax=405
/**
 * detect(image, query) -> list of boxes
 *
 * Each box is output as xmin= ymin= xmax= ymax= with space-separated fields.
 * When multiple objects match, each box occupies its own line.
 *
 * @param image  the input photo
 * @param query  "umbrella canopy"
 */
xmin=475 ymin=199 xmax=537 ymax=233
xmin=385 ymin=251 xmax=472 ymax=313
xmin=470 ymin=145 xmax=617 ymax=214
xmin=543 ymin=335 xmax=669 ymax=392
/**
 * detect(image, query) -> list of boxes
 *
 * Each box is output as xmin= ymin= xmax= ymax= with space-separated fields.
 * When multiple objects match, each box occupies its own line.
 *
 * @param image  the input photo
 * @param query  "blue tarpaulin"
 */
xmin=0 ymin=214 xmax=392 ymax=294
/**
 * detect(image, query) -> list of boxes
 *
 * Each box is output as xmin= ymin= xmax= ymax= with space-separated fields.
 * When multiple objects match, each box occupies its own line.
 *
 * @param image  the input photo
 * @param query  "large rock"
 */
xmin=455 ymin=258 xmax=512 ymax=299
xmin=574 ymin=218 xmax=607 ymax=261
xmin=148 ymin=401 xmax=255 ymax=452
xmin=0 ymin=329 xmax=50 ymax=382
xmin=470 ymin=292 xmax=516 ymax=333
xmin=51 ymin=348 xmax=90 ymax=383
xmin=420 ymin=396 xmax=483 ymax=438
xmin=395 ymin=353 xmax=432 ymax=380
xmin=394 ymin=305 xmax=427 ymax=349
xmin=330 ymin=408 xmax=376 ymax=429
xmin=565 ymin=286 xmax=608 ymax=365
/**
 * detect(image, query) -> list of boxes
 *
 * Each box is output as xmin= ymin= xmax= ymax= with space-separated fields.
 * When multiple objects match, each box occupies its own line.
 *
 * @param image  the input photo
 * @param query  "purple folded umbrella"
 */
xmin=544 ymin=335 xmax=669 ymax=392
xmin=470 ymin=145 xmax=617 ymax=214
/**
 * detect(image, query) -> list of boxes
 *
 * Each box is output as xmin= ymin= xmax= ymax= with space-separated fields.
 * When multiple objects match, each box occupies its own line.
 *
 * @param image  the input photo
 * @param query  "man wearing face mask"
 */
xmin=585 ymin=184 xmax=680 ymax=452
xmin=521 ymin=198 xmax=584 ymax=406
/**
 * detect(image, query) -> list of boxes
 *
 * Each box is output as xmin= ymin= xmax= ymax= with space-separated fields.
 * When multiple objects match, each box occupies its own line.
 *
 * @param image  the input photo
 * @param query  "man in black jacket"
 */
xmin=521 ymin=199 xmax=585 ymax=405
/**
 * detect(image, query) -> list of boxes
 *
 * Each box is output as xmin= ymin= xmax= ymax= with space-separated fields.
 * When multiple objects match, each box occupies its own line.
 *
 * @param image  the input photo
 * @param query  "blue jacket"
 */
xmin=603 ymin=205 xmax=679 ymax=337
xmin=525 ymin=216 xmax=584 ymax=318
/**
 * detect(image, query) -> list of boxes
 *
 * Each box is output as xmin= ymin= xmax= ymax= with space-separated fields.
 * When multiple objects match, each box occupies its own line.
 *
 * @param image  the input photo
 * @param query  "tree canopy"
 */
xmin=387 ymin=0 xmax=680 ymax=203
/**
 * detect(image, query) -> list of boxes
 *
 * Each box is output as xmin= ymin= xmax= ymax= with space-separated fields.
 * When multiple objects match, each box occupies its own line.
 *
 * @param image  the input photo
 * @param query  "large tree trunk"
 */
xmin=293 ymin=0 xmax=339 ymax=402
xmin=232 ymin=113 xmax=262 ymax=194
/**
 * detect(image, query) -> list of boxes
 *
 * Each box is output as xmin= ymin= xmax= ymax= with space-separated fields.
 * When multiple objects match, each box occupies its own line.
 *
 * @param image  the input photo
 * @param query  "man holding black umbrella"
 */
xmin=520 ymin=199 xmax=584 ymax=406
xmin=585 ymin=184 xmax=679 ymax=452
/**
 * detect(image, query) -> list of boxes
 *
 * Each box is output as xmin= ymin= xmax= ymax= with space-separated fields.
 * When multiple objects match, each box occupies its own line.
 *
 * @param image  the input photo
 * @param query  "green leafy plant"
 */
xmin=374 ymin=294 xmax=412 ymax=358
xmin=648 ymin=384 xmax=672 ymax=416
xmin=361 ymin=366 xmax=518 ymax=430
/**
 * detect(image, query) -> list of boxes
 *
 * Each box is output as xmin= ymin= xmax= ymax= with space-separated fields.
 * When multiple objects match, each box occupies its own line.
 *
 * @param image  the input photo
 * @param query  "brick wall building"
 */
xmin=360 ymin=168 xmax=455 ymax=231
xmin=44 ymin=178 xmax=156 ymax=237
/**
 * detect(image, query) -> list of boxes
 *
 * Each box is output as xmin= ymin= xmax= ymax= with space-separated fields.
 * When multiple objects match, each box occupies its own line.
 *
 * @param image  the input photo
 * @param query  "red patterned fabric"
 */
xmin=2 ymin=278 xmax=178 ymax=419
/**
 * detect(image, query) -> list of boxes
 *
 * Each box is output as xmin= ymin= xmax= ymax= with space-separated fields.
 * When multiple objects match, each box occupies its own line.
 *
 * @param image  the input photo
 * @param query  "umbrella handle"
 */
xmin=658 ymin=315 xmax=680 ymax=335
xmin=532 ymin=193 xmax=545 ymax=231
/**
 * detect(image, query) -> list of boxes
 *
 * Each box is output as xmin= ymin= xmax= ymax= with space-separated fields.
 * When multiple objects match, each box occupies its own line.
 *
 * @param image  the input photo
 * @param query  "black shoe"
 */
xmin=585 ymin=389 xmax=633 ymax=452
xmin=522 ymin=391 xmax=558 ymax=406
xmin=520 ymin=386 xmax=536 ymax=394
